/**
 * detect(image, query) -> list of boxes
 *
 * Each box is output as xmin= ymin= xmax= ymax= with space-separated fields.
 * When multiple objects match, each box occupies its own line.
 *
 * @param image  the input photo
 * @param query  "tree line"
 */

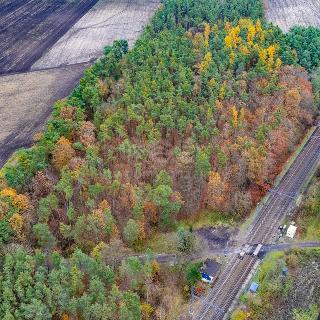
xmin=0 ymin=0 xmax=319 ymax=318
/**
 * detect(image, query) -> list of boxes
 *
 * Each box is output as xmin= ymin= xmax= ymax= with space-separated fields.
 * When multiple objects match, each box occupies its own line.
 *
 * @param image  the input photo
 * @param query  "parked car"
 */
xmin=201 ymin=272 xmax=214 ymax=284
xmin=200 ymin=259 xmax=221 ymax=284
xmin=238 ymin=244 xmax=252 ymax=259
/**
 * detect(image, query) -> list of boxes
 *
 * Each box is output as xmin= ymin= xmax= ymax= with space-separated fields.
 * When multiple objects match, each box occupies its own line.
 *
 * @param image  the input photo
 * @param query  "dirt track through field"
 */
xmin=265 ymin=0 xmax=320 ymax=32
xmin=0 ymin=63 xmax=89 ymax=167
xmin=0 ymin=0 xmax=98 ymax=74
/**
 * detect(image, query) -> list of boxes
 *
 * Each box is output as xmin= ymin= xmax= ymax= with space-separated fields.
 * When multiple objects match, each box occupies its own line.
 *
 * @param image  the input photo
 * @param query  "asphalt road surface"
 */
xmin=148 ymin=241 xmax=320 ymax=265
xmin=189 ymin=126 xmax=320 ymax=320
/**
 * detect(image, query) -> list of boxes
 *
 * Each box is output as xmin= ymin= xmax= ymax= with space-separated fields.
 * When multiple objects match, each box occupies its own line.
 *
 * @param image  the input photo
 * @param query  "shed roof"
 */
xmin=249 ymin=282 xmax=259 ymax=293
xmin=286 ymin=225 xmax=297 ymax=238
xmin=201 ymin=259 xmax=221 ymax=277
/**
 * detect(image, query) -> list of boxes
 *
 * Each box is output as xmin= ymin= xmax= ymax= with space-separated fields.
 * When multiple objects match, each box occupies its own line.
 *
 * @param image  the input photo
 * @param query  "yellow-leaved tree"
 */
xmin=231 ymin=106 xmax=238 ymax=128
xmin=52 ymin=136 xmax=75 ymax=170
xmin=204 ymin=23 xmax=211 ymax=48
xmin=9 ymin=213 xmax=25 ymax=240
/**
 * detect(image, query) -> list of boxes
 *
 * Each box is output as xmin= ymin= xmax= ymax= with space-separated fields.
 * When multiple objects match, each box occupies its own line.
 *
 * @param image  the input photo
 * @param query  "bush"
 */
xmin=177 ymin=227 xmax=195 ymax=253
xmin=185 ymin=262 xmax=201 ymax=286
xmin=123 ymin=219 xmax=139 ymax=246
xmin=286 ymin=253 xmax=299 ymax=268
xmin=231 ymin=309 xmax=247 ymax=320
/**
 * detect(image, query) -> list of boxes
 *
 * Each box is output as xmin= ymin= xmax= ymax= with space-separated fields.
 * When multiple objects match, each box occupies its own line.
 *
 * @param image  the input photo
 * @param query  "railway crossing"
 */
xmin=189 ymin=125 xmax=320 ymax=320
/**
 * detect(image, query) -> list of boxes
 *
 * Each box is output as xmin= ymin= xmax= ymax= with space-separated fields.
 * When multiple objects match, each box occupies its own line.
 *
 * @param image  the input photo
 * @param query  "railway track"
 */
xmin=192 ymin=125 xmax=320 ymax=320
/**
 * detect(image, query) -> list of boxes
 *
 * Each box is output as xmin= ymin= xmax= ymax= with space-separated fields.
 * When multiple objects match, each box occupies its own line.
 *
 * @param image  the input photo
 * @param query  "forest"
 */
xmin=0 ymin=0 xmax=320 ymax=319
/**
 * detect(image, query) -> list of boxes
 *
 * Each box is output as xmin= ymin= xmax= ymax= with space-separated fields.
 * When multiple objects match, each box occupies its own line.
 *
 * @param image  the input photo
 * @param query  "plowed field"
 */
xmin=0 ymin=0 xmax=98 ymax=74
xmin=0 ymin=63 xmax=89 ymax=167
xmin=265 ymin=0 xmax=320 ymax=32
xmin=32 ymin=0 xmax=160 ymax=69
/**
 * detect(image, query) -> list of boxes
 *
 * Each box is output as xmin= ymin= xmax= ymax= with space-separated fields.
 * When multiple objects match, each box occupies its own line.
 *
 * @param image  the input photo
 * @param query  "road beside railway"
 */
xmin=189 ymin=125 xmax=320 ymax=320
xmin=142 ymin=241 xmax=320 ymax=265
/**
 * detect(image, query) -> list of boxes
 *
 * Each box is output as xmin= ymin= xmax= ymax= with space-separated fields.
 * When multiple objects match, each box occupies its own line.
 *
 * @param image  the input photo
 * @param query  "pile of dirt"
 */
xmin=196 ymin=226 xmax=238 ymax=251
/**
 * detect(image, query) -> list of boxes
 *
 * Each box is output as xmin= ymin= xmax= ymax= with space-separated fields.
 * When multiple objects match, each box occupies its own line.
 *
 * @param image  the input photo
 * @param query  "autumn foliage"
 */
xmin=52 ymin=136 xmax=75 ymax=170
xmin=1 ymin=16 xmax=315 ymax=251
xmin=0 ymin=1 xmax=318 ymax=318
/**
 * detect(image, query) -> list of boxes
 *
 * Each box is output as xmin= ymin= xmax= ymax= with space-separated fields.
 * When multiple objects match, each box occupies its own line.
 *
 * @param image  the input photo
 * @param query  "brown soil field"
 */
xmin=0 ymin=0 xmax=159 ymax=167
xmin=0 ymin=63 xmax=89 ymax=167
xmin=265 ymin=0 xmax=320 ymax=32
xmin=32 ymin=0 xmax=160 ymax=69
xmin=0 ymin=0 xmax=98 ymax=74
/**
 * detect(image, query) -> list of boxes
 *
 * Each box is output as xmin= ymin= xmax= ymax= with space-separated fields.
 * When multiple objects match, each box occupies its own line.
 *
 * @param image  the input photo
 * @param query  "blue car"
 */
xmin=201 ymin=272 xmax=213 ymax=284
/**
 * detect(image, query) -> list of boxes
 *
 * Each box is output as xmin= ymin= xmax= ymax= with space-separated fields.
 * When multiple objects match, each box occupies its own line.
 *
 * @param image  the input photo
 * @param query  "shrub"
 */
xmin=177 ymin=227 xmax=195 ymax=253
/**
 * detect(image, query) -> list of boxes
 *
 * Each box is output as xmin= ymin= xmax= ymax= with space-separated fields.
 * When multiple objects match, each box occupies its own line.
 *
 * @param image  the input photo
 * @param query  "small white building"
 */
xmin=286 ymin=225 xmax=297 ymax=238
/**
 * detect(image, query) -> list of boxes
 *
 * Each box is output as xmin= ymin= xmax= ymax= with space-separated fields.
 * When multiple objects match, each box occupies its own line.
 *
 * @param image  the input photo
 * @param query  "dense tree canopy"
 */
xmin=0 ymin=0 xmax=319 ymax=318
xmin=286 ymin=26 xmax=320 ymax=71
xmin=0 ymin=249 xmax=141 ymax=320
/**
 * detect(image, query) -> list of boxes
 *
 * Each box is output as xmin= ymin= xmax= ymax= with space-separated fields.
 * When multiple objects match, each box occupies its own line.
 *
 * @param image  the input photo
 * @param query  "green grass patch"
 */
xmin=300 ymin=215 xmax=320 ymax=240
xmin=253 ymin=251 xmax=285 ymax=286
xmin=178 ymin=209 xmax=235 ymax=229
xmin=296 ymin=177 xmax=320 ymax=241
xmin=136 ymin=231 xmax=179 ymax=254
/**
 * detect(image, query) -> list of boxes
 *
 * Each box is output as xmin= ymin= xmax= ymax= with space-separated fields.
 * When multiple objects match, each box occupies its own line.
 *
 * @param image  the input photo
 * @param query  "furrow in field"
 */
xmin=265 ymin=0 xmax=320 ymax=32
xmin=0 ymin=63 xmax=90 ymax=167
xmin=32 ymin=0 xmax=161 ymax=70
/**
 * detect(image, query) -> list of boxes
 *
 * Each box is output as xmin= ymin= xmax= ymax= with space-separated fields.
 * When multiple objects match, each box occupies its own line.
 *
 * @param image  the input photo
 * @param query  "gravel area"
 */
xmin=196 ymin=226 xmax=238 ymax=251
